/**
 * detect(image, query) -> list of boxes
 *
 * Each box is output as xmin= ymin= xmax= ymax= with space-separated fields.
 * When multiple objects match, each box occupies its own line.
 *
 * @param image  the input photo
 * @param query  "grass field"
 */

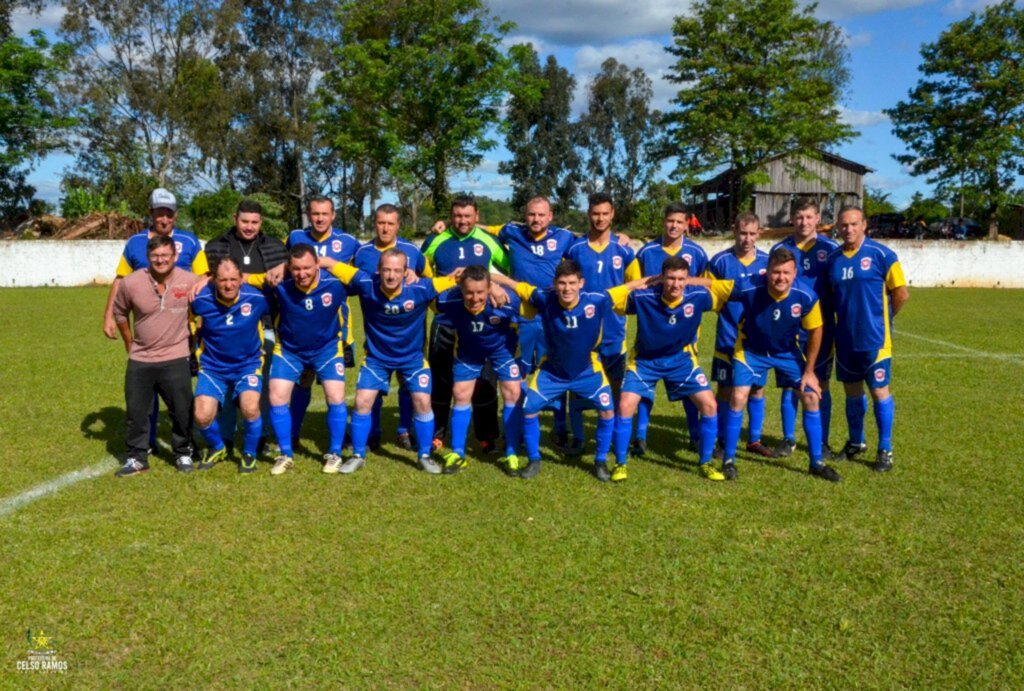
xmin=1 ymin=286 xmax=1023 ymax=687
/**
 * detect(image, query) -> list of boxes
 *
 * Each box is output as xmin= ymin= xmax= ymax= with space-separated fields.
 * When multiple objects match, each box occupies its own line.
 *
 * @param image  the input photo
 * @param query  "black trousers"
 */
xmin=126 ymin=357 xmax=194 ymax=460
xmin=428 ymin=320 xmax=499 ymax=444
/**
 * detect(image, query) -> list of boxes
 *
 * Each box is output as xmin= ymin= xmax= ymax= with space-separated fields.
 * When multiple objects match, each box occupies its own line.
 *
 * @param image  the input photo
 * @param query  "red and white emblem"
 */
xmin=791 ymin=304 xmax=802 ymax=317
xmin=403 ymin=299 xmax=415 ymax=312
xmin=335 ymin=363 xmax=344 ymax=376
xmin=331 ymin=240 xmax=342 ymax=253
xmin=612 ymin=255 xmax=622 ymax=269
xmin=683 ymin=253 xmax=693 ymax=265
xmin=599 ymin=392 xmax=611 ymax=407
xmin=758 ymin=268 xmax=766 ymax=275
xmin=861 ymin=257 xmax=872 ymax=271
xmin=510 ymin=364 xmax=520 ymax=378
xmin=321 ymin=293 xmax=332 ymax=307
xmin=696 ymin=373 xmax=708 ymax=387
xmin=817 ymin=250 xmax=828 ymax=262
xmin=683 ymin=304 xmax=695 ymax=318
xmin=172 ymin=285 xmax=187 ymax=299
xmin=247 ymin=375 xmax=259 ymax=387
xmin=489 ymin=315 xmax=501 ymax=325
xmin=418 ymin=374 xmax=429 ymax=388
xmin=584 ymin=304 xmax=596 ymax=318
xmin=546 ymin=238 xmax=557 ymax=251
xmin=175 ymin=241 xmax=183 ymax=254
xmin=474 ymin=244 xmax=484 ymax=256
xmin=874 ymin=368 xmax=886 ymax=382
xmin=240 ymin=303 xmax=252 ymax=317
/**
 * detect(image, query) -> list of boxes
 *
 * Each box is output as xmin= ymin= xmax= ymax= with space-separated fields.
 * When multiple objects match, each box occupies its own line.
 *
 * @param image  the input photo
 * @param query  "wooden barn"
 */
xmin=690 ymin=149 xmax=874 ymax=230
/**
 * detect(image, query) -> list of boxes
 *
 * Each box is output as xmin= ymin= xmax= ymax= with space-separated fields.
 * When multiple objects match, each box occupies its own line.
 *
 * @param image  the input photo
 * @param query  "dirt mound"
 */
xmin=54 ymin=213 xmax=144 ymax=240
xmin=12 ymin=214 xmax=67 ymax=238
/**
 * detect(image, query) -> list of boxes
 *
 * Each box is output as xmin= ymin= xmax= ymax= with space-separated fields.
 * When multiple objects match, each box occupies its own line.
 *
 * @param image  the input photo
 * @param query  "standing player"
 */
xmin=827 ymin=207 xmax=909 ymax=472
xmin=718 ymin=249 xmax=842 ymax=482
xmin=770 ymin=197 xmax=841 ymax=459
xmin=708 ymin=213 xmax=771 ymax=458
xmin=435 ymin=265 xmax=523 ymax=475
xmin=353 ymin=204 xmax=432 ymax=451
xmin=612 ymin=256 xmax=729 ymax=482
xmin=190 ymin=257 xmax=270 ymax=473
xmin=563 ymin=193 xmax=640 ymax=455
xmin=323 ymin=250 xmax=459 ymax=474
xmin=248 ymin=245 xmax=351 ymax=475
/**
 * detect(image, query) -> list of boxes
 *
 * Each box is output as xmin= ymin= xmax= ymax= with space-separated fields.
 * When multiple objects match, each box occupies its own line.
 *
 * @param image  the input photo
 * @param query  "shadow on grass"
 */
xmin=80 ymin=406 xmax=123 ymax=458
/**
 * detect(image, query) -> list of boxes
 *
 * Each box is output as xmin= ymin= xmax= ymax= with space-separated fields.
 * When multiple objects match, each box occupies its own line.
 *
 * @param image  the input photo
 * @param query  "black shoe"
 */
xmin=842 ymin=441 xmax=868 ymax=460
xmin=873 ymin=449 xmax=894 ymax=473
xmin=629 ymin=438 xmax=647 ymax=458
xmin=519 ymin=460 xmax=542 ymax=479
xmin=820 ymin=444 xmax=839 ymax=461
xmin=594 ymin=462 xmax=611 ymax=482
xmin=772 ymin=439 xmax=797 ymax=458
xmin=551 ymin=430 xmax=569 ymax=452
xmin=722 ymin=460 xmax=738 ymax=481
xmin=396 ymin=432 xmax=413 ymax=451
xmin=565 ymin=438 xmax=585 ymax=457
xmin=746 ymin=441 xmax=774 ymax=458
xmin=810 ymin=463 xmax=842 ymax=483
xmin=115 ymin=457 xmax=149 ymax=477
xmin=239 ymin=454 xmax=257 ymax=474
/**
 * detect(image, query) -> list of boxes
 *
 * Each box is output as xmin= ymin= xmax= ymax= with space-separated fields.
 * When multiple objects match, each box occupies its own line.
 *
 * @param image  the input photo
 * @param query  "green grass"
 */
xmin=1 ymin=286 xmax=1023 ymax=686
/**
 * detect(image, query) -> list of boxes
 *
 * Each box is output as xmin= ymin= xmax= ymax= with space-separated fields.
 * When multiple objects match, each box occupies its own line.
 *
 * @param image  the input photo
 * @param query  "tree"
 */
xmin=499 ymin=45 xmax=581 ymax=215
xmin=903 ymin=191 xmax=949 ymax=224
xmin=863 ymin=187 xmax=898 ymax=217
xmin=664 ymin=0 xmax=854 ymax=214
xmin=0 ymin=30 xmax=73 ymax=223
xmin=886 ymin=0 xmax=1024 ymax=240
xmin=578 ymin=58 xmax=666 ymax=228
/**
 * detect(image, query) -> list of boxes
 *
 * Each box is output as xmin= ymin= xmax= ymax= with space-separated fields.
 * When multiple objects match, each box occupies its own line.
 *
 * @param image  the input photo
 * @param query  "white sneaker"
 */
xmin=175 ymin=456 xmax=194 ymax=473
xmin=322 ymin=453 xmax=344 ymax=474
xmin=339 ymin=455 xmax=365 ymax=475
xmin=270 ymin=455 xmax=294 ymax=476
xmin=418 ymin=454 xmax=442 ymax=475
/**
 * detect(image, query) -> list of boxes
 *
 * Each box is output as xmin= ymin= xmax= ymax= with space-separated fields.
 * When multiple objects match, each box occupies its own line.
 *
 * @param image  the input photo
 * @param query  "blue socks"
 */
xmin=523 ymin=415 xmax=541 ymax=461
xmin=803 ymin=409 xmax=823 ymax=466
xmin=722 ymin=408 xmax=744 ymax=461
xmin=780 ymin=389 xmax=797 ymax=442
xmin=502 ymin=402 xmax=522 ymax=456
xmin=398 ymin=389 xmax=413 ymax=436
xmin=290 ymin=385 xmax=312 ymax=442
xmin=846 ymin=394 xmax=868 ymax=444
xmin=595 ymin=416 xmax=614 ymax=463
xmin=683 ymin=398 xmax=700 ymax=445
xmin=413 ymin=412 xmax=434 ymax=456
xmin=747 ymin=396 xmax=765 ymax=443
xmin=450 ymin=404 xmax=472 ymax=457
xmin=326 ymin=403 xmax=347 ymax=455
xmin=613 ymin=416 xmax=632 ymax=464
xmin=699 ymin=413 xmax=718 ymax=464
xmin=269 ymin=404 xmax=293 ymax=458
xmin=242 ymin=416 xmax=261 ymax=457
xmin=874 ymin=396 xmax=895 ymax=452
xmin=350 ymin=411 xmax=372 ymax=457
xmin=820 ymin=389 xmax=832 ymax=449
xmin=198 ymin=418 xmax=225 ymax=452
xmin=636 ymin=399 xmax=652 ymax=442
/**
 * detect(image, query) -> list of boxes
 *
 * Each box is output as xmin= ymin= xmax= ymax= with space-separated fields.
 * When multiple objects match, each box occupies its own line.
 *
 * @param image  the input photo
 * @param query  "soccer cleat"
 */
xmin=270 ymin=455 xmax=294 ymax=476
xmin=115 ymin=457 xmax=149 ymax=477
xmin=594 ymin=462 xmax=611 ymax=483
xmin=746 ymin=441 xmax=774 ymax=458
xmin=551 ymin=430 xmax=570 ymax=452
xmin=611 ymin=464 xmax=628 ymax=482
xmin=629 ymin=438 xmax=648 ymax=458
xmin=198 ymin=447 xmax=227 ymax=471
xmin=396 ymin=432 xmax=413 ymax=451
xmin=504 ymin=454 xmax=522 ymax=474
xmin=772 ymin=439 xmax=797 ymax=458
xmin=519 ymin=460 xmax=542 ymax=479
xmin=322 ymin=453 xmax=344 ymax=474
xmin=418 ymin=454 xmax=442 ymax=475
xmin=810 ymin=463 xmax=843 ymax=483
xmin=175 ymin=455 xmax=195 ymax=473
xmin=565 ymin=438 xmax=585 ymax=457
xmin=700 ymin=462 xmax=726 ymax=481
xmin=842 ymin=441 xmax=868 ymax=460
xmin=873 ymin=449 xmax=894 ymax=473
xmin=339 ymin=455 xmax=365 ymax=475
xmin=239 ymin=454 xmax=257 ymax=474
xmin=722 ymin=460 xmax=738 ymax=481
xmin=442 ymin=452 xmax=467 ymax=475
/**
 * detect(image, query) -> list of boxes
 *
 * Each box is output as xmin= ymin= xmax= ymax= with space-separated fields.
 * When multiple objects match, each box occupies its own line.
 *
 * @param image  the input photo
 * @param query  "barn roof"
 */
xmin=691 ymin=148 xmax=874 ymax=196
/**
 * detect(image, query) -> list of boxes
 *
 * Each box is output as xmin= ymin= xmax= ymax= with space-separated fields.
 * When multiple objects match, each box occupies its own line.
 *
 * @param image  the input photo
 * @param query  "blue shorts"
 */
xmin=356 ymin=356 xmax=432 ymax=395
xmin=836 ymin=348 xmax=891 ymax=388
xmin=623 ymin=356 xmax=710 ymax=403
xmin=734 ymin=350 xmax=806 ymax=390
xmin=453 ymin=350 xmax=522 ymax=383
xmin=517 ymin=319 xmax=545 ymax=375
xmin=195 ymin=368 xmax=263 ymax=405
xmin=712 ymin=350 xmax=735 ymax=386
xmin=270 ymin=341 xmax=346 ymax=383
xmin=523 ymin=366 xmax=613 ymax=415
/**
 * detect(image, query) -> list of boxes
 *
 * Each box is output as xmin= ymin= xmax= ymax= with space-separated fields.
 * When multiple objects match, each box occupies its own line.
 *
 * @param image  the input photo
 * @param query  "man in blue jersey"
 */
xmin=769 ymin=197 xmax=842 ymax=459
xmin=248 ymin=244 xmax=352 ymax=476
xmin=285 ymin=196 xmax=360 ymax=449
xmin=435 ymin=265 xmax=524 ymax=475
xmin=613 ymin=256 xmax=729 ymax=482
xmin=191 ymin=257 xmax=270 ymax=473
xmin=323 ymin=249 xmax=459 ymax=475
xmin=718 ymin=248 xmax=842 ymax=483
xmin=562 ymin=193 xmax=640 ymax=456
xmin=827 ymin=206 xmax=909 ymax=472
xmin=492 ymin=260 xmax=650 ymax=481
xmin=628 ymin=201 xmax=710 ymax=457
xmin=708 ymin=213 xmax=771 ymax=459
xmin=353 ymin=204 xmax=433 ymax=452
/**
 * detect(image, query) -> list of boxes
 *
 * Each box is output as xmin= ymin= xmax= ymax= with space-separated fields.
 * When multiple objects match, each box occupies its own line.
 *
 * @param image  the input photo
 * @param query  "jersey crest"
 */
xmin=791 ymin=304 xmax=802 ymax=317
xmin=546 ymin=238 xmax=557 ymax=251
xmin=474 ymin=244 xmax=484 ymax=256
xmin=817 ymin=249 xmax=828 ymax=262
xmin=240 ymin=303 xmax=252 ymax=317
xmin=321 ymin=293 xmax=332 ymax=307
xmin=612 ymin=256 xmax=622 ymax=269
xmin=403 ymin=299 xmax=415 ymax=312
xmin=684 ymin=304 xmax=694 ymax=318
xmin=861 ymin=257 xmax=872 ymax=271
xmin=584 ymin=304 xmax=596 ymax=319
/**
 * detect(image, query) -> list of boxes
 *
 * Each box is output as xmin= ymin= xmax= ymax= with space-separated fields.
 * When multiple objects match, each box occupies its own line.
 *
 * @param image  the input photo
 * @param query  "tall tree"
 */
xmin=577 ymin=57 xmax=666 ymax=228
xmin=499 ymin=46 xmax=580 ymax=215
xmin=664 ymin=0 xmax=854 ymax=213
xmin=886 ymin=0 xmax=1024 ymax=240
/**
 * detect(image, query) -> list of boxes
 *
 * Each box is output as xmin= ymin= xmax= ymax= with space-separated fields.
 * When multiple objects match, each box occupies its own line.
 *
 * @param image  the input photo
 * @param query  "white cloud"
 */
xmin=487 ymin=0 xmax=687 ymax=46
xmin=840 ymin=108 xmax=890 ymax=128
xmin=810 ymin=0 xmax=933 ymax=20
xmin=502 ymin=34 xmax=552 ymax=57
xmin=573 ymin=39 xmax=677 ymax=113
xmin=864 ymin=172 xmax=911 ymax=192
xmin=943 ymin=0 xmax=1003 ymax=16
xmin=10 ymin=4 xmax=67 ymax=37
xmin=843 ymin=31 xmax=872 ymax=48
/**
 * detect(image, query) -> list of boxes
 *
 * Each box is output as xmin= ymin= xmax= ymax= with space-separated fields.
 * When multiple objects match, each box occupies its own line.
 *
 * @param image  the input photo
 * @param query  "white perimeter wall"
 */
xmin=1 ymin=238 xmax=1023 ymax=288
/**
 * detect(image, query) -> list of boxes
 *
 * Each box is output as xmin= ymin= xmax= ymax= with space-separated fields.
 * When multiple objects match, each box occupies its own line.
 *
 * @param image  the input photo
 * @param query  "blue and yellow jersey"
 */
xmin=708 ymin=247 xmax=769 ymax=354
xmin=248 ymin=269 xmax=349 ymax=359
xmin=731 ymin=278 xmax=823 ymax=358
xmin=624 ymin=283 xmax=730 ymax=363
xmin=771 ymin=233 xmax=840 ymax=309
xmin=352 ymin=238 xmax=431 ymax=278
xmin=435 ymin=286 xmax=520 ymax=362
xmin=329 ymin=264 xmax=456 ymax=368
xmin=191 ymin=284 xmax=270 ymax=374
xmin=497 ymin=223 xmax=575 ymax=287
xmin=827 ymin=238 xmax=906 ymax=353
xmin=630 ymin=237 xmax=709 ymax=279
xmin=115 ymin=229 xmax=202 ymax=277
xmin=564 ymin=236 xmax=639 ymax=355
xmin=287 ymin=227 xmax=359 ymax=263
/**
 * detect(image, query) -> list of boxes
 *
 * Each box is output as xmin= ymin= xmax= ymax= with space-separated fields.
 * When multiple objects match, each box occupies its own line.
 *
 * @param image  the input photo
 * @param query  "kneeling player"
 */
xmin=435 ymin=265 xmax=524 ymax=474
xmin=720 ymin=248 xmax=841 ymax=482
xmin=614 ymin=256 xmax=730 ymax=482
xmin=191 ymin=257 xmax=270 ymax=473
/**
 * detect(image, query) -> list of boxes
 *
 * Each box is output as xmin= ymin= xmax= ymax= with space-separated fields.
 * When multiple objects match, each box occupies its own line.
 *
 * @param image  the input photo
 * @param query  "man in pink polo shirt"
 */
xmin=111 ymin=235 xmax=202 ymax=476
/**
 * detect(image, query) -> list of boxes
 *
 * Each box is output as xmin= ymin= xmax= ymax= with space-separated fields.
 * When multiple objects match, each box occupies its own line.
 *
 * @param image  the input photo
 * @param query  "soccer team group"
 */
xmin=105 ymin=189 xmax=908 ymax=483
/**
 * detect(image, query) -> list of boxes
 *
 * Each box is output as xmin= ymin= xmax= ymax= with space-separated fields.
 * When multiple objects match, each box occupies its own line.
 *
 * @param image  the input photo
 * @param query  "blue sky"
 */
xmin=13 ymin=0 xmax=1003 ymax=211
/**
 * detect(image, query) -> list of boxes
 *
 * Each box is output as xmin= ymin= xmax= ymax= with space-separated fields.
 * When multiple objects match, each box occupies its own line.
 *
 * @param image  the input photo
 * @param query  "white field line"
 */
xmin=895 ymin=329 xmax=1024 ymax=365
xmin=0 ymin=457 xmax=117 ymax=519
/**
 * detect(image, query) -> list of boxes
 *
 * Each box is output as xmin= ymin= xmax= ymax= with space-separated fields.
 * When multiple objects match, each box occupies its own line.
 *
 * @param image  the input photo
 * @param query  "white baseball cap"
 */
xmin=149 ymin=188 xmax=177 ymax=211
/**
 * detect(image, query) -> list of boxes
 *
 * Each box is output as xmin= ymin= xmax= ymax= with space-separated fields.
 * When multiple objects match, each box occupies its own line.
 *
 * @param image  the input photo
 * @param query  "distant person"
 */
xmin=688 ymin=213 xmax=703 ymax=236
xmin=954 ymin=217 xmax=967 ymax=241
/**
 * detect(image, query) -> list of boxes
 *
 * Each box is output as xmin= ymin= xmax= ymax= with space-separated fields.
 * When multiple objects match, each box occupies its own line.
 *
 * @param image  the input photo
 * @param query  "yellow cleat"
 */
xmin=611 ymin=464 xmax=628 ymax=482
xmin=504 ymin=454 xmax=522 ymax=473
xmin=700 ymin=462 xmax=725 ymax=481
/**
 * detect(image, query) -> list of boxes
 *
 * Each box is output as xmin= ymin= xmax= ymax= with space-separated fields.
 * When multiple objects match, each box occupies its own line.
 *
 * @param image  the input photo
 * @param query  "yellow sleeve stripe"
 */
xmin=246 ymin=274 xmax=267 ymax=289
xmin=624 ymin=260 xmax=642 ymax=282
xmin=329 ymin=262 xmax=359 ymax=284
xmin=514 ymin=282 xmax=537 ymax=303
xmin=191 ymin=250 xmax=209 ymax=276
xmin=607 ymin=285 xmax=631 ymax=315
xmin=710 ymin=279 xmax=734 ymax=312
xmin=886 ymin=261 xmax=907 ymax=291
xmin=115 ymin=256 xmax=133 ymax=277
xmin=432 ymin=276 xmax=457 ymax=293
xmin=802 ymin=301 xmax=823 ymax=331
